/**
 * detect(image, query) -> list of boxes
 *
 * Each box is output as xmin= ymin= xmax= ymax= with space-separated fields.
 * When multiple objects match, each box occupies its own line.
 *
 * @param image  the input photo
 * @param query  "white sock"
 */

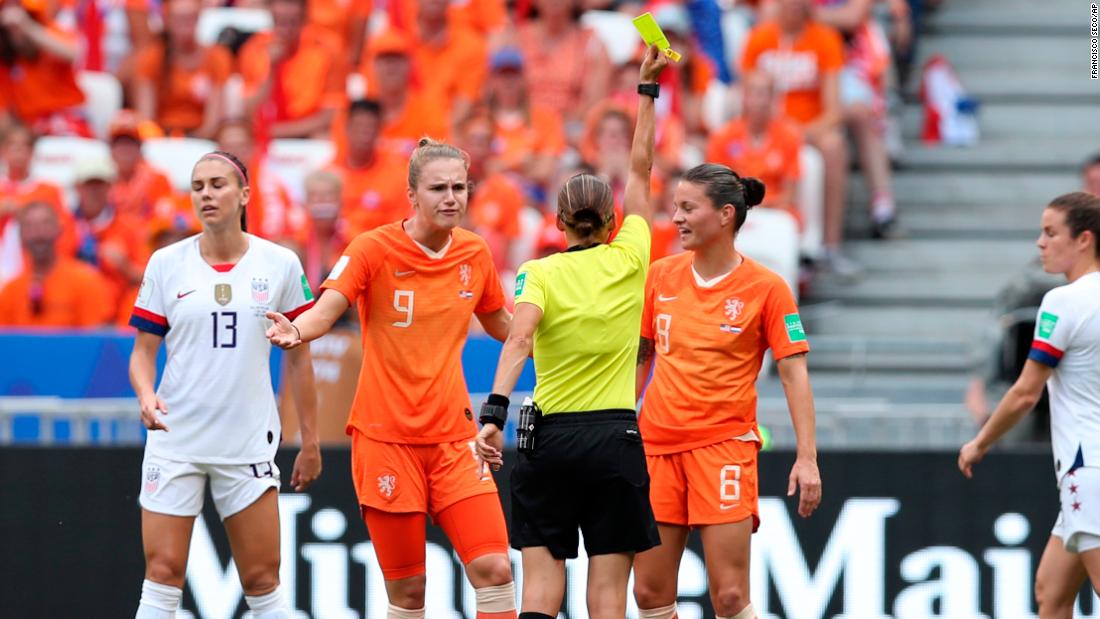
xmin=387 ymin=604 xmax=426 ymax=619
xmin=718 ymin=603 xmax=756 ymax=619
xmin=136 ymin=579 xmax=181 ymax=618
xmin=244 ymin=586 xmax=291 ymax=618
xmin=639 ymin=603 xmax=678 ymax=619
xmin=476 ymin=582 xmax=517 ymax=613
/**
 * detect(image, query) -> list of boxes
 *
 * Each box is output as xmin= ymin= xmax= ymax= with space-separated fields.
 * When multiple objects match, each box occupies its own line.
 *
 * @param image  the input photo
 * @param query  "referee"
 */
xmin=475 ymin=45 xmax=668 ymax=619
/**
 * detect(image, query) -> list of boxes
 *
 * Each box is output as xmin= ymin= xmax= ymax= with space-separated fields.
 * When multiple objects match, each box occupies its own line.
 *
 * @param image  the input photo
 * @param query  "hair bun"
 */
xmin=741 ymin=177 xmax=765 ymax=207
xmin=416 ymin=137 xmax=435 ymax=149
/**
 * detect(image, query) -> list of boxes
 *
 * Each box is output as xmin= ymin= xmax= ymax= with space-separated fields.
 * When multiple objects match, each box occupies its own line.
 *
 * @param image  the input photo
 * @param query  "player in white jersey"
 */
xmin=128 ymin=151 xmax=321 ymax=619
xmin=960 ymin=191 xmax=1100 ymax=616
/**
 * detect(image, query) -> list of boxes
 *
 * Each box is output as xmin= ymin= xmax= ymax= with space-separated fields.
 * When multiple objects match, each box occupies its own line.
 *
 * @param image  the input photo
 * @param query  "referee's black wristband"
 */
xmin=479 ymin=393 xmax=510 ymax=430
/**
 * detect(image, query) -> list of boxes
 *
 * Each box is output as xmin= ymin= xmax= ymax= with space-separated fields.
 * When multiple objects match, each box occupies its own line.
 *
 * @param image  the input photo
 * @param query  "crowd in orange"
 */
xmin=0 ymin=0 xmax=915 ymax=328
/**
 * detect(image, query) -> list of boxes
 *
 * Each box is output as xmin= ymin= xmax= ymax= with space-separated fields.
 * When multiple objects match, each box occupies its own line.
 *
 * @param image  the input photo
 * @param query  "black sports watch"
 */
xmin=637 ymin=82 xmax=660 ymax=99
xmin=479 ymin=393 xmax=510 ymax=430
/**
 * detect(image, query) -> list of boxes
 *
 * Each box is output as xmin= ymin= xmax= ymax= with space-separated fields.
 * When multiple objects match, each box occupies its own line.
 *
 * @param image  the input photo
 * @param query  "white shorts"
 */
xmin=1051 ymin=466 xmax=1100 ymax=553
xmin=139 ymin=452 xmax=280 ymax=520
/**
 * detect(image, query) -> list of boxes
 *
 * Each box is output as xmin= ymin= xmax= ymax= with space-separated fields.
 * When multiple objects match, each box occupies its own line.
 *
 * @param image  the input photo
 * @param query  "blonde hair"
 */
xmin=407 ymin=137 xmax=469 ymax=189
xmin=304 ymin=168 xmax=343 ymax=195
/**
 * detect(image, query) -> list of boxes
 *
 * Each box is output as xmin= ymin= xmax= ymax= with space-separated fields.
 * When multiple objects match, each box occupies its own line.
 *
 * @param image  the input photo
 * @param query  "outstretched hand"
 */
xmin=266 ymin=311 xmax=302 ymax=349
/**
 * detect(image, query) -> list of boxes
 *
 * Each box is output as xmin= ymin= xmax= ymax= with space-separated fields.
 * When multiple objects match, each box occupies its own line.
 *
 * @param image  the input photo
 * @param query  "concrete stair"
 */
xmin=766 ymin=0 xmax=1100 ymax=449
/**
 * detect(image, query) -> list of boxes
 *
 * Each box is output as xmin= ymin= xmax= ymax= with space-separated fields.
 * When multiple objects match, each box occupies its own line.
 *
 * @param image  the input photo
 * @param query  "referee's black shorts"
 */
xmin=509 ymin=409 xmax=660 ymax=559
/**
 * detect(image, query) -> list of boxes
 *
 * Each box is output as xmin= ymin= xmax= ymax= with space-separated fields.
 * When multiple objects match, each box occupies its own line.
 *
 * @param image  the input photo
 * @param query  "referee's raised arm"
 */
xmin=624 ymin=44 xmax=668 ymax=226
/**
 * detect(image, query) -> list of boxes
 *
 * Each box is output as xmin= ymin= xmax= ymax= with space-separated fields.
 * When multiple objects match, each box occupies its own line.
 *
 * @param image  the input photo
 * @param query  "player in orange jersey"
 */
xmin=632 ymin=164 xmax=822 ymax=619
xmin=266 ymin=138 xmax=518 ymax=619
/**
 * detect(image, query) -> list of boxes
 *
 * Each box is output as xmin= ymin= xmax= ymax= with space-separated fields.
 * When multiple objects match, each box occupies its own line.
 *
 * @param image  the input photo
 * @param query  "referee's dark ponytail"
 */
xmin=683 ymin=163 xmax=765 ymax=233
xmin=558 ymin=173 xmax=614 ymax=241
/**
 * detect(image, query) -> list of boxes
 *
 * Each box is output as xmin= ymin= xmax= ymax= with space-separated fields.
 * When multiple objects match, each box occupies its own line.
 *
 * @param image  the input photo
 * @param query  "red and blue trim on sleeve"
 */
xmin=284 ymin=300 xmax=315 ymax=321
xmin=1028 ymin=340 xmax=1064 ymax=368
xmin=130 ymin=308 xmax=169 ymax=337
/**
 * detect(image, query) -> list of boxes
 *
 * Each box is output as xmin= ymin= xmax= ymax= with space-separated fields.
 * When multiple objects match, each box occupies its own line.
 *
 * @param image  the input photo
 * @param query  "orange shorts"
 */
xmin=646 ymin=438 xmax=760 ymax=529
xmin=351 ymin=430 xmax=498 ymax=517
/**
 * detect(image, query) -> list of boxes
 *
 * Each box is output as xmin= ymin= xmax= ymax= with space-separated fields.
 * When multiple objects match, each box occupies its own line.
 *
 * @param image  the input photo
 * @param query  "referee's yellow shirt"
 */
xmin=513 ymin=214 xmax=651 ymax=415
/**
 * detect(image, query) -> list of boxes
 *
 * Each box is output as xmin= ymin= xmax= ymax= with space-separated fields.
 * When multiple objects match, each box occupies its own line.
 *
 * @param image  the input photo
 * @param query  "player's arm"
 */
xmin=636 ymin=336 xmax=655 ymax=401
xmin=476 ymin=307 xmax=513 ymax=344
xmin=475 ymin=302 xmax=543 ymax=468
xmin=959 ymin=359 xmax=1053 ymax=478
xmin=777 ymin=352 xmax=822 ymax=517
xmin=622 ymin=45 xmax=668 ymax=225
xmin=284 ymin=344 xmax=321 ymax=491
xmin=267 ymin=289 xmax=350 ymax=349
xmin=129 ymin=331 xmax=168 ymax=432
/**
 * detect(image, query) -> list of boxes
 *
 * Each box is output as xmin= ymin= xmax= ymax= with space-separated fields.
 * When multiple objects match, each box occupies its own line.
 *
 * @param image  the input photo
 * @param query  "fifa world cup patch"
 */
xmin=301 ymin=274 xmax=314 ymax=301
xmin=784 ymin=313 xmax=807 ymax=343
xmin=1038 ymin=312 xmax=1059 ymax=339
xmin=514 ymin=272 xmax=527 ymax=296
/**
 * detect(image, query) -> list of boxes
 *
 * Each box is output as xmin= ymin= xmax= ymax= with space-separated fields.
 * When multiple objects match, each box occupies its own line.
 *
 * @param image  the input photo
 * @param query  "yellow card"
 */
xmin=632 ymin=12 xmax=683 ymax=62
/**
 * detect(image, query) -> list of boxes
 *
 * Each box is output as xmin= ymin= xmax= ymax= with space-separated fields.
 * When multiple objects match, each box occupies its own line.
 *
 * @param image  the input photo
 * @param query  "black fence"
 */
xmin=1 ymin=448 xmax=1092 ymax=618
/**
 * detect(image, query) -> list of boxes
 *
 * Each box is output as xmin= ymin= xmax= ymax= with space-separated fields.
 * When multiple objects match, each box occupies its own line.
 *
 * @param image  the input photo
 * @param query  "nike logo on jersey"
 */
xmin=394 ymin=270 xmax=415 ymax=277
xmin=657 ymin=294 xmax=678 ymax=302
xmin=176 ymin=289 xmax=196 ymax=299
xmin=719 ymin=503 xmax=739 ymax=511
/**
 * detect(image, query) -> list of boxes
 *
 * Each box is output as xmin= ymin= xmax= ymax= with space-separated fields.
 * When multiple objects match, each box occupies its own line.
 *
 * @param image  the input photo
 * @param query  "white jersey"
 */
xmin=1029 ymin=272 xmax=1100 ymax=483
xmin=130 ymin=234 xmax=314 ymax=464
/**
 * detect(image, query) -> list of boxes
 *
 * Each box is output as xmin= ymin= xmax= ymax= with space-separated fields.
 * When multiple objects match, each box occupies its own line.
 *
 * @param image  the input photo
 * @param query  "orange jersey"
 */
xmin=330 ymin=153 xmax=411 ymax=237
xmin=705 ymin=117 xmax=803 ymax=213
xmin=245 ymin=161 xmax=300 ymax=242
xmin=411 ymin=26 xmax=488 ymax=112
xmin=135 ymin=42 xmax=234 ymax=134
xmin=73 ymin=209 xmax=149 ymax=313
xmin=493 ymin=105 xmax=566 ymax=173
xmin=0 ymin=24 xmax=84 ymax=125
xmin=321 ymin=222 xmax=506 ymax=444
xmin=390 ymin=0 xmax=506 ymax=35
xmin=0 ymin=257 xmax=113 ymax=327
xmin=308 ymin=0 xmax=372 ymax=47
xmin=378 ymin=92 xmax=451 ymax=157
xmin=110 ymin=162 xmax=177 ymax=220
xmin=239 ymin=31 xmax=344 ymax=122
xmin=639 ymin=253 xmax=809 ymax=454
xmin=741 ymin=21 xmax=844 ymax=124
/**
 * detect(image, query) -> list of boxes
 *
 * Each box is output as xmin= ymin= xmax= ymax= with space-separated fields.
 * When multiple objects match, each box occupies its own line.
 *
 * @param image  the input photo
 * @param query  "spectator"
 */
xmin=0 ymin=124 xmax=74 ymax=283
xmin=390 ymin=0 xmax=506 ymax=37
xmin=0 ymin=200 xmax=112 ymax=327
xmin=107 ymin=111 xmax=176 ymax=220
xmin=457 ymin=113 xmax=525 ymax=273
xmin=71 ymin=155 xmax=148 ymax=321
xmin=408 ymin=0 xmax=489 ymax=126
xmin=815 ymin=0 xmax=900 ymax=237
xmin=581 ymin=104 xmax=632 ymax=223
xmin=239 ymin=0 xmax=343 ymax=139
xmin=328 ymin=99 xmax=410 ymax=237
xmin=650 ymin=4 xmax=714 ymax=140
xmin=484 ymin=46 xmax=565 ymax=189
xmin=306 ymin=0 xmax=371 ymax=69
xmin=133 ymin=0 xmax=233 ymax=139
xmin=0 ymin=0 xmax=89 ymax=136
xmin=706 ymin=71 xmax=803 ymax=222
xmin=604 ymin=45 xmax=687 ymax=176
xmin=358 ymin=28 xmax=448 ymax=156
xmin=742 ymin=0 xmax=858 ymax=275
xmin=1084 ymin=153 xmax=1100 ymax=196
xmin=296 ymin=168 xmax=349 ymax=289
xmin=215 ymin=117 xmax=299 ymax=242
xmin=515 ymin=0 xmax=612 ymax=133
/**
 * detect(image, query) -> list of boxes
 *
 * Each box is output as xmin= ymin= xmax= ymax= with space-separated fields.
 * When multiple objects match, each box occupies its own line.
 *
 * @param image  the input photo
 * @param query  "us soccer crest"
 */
xmin=214 ymin=283 xmax=232 ymax=306
xmin=145 ymin=465 xmax=161 ymax=493
xmin=724 ymin=297 xmax=744 ymax=321
xmin=251 ymin=278 xmax=270 ymax=304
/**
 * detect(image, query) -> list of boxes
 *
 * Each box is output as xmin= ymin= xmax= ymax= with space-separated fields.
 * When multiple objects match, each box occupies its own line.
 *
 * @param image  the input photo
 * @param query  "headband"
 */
xmin=202 ymin=153 xmax=248 ymax=185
